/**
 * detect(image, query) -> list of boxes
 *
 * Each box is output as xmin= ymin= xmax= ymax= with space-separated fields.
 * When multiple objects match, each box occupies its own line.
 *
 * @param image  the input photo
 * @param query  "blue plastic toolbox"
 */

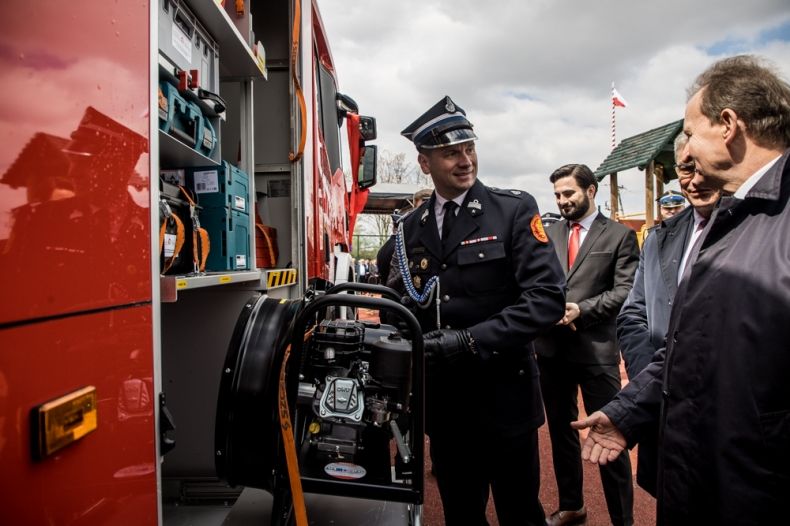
xmin=200 ymin=207 xmax=250 ymax=271
xmin=187 ymin=161 xmax=250 ymax=214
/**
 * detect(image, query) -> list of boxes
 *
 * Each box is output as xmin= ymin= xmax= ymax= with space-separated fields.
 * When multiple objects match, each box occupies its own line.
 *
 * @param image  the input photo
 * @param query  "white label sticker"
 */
xmin=235 ymin=255 xmax=247 ymax=269
xmin=171 ymin=23 xmax=193 ymax=64
xmin=193 ymin=170 xmax=219 ymax=194
xmin=323 ymin=462 xmax=366 ymax=480
xmin=164 ymin=233 xmax=177 ymax=258
xmin=233 ymin=195 xmax=246 ymax=212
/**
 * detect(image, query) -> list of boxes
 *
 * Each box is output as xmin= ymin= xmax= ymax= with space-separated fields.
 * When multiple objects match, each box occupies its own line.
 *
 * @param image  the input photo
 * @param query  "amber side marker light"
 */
xmin=31 ymin=386 xmax=97 ymax=460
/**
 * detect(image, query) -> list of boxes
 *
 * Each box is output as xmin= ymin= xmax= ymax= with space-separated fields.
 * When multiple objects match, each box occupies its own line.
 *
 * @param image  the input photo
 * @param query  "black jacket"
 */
xmin=604 ymin=149 xmax=790 ymax=525
xmin=389 ymin=179 xmax=566 ymax=436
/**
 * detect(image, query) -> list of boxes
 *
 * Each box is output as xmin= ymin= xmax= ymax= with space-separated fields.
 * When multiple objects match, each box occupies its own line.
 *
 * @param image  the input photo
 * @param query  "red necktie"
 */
xmin=568 ymin=222 xmax=581 ymax=268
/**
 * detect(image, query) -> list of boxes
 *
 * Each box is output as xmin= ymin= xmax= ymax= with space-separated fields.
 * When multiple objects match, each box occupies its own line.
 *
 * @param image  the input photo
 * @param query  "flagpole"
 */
xmin=611 ymin=82 xmax=617 ymax=150
xmin=610 ymin=82 xmax=619 ymax=219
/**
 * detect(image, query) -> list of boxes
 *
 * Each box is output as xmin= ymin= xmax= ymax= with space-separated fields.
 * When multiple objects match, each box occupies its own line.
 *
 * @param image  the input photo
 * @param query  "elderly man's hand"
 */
xmin=571 ymin=411 xmax=627 ymax=465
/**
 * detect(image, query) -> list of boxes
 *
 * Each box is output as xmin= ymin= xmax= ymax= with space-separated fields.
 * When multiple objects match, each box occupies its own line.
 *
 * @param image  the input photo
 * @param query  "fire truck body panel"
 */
xmin=0 ymin=0 xmax=373 ymax=523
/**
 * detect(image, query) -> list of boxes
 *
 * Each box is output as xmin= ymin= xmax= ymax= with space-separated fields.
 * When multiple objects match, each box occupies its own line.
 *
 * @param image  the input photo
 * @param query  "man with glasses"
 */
xmin=616 ymin=132 xmax=720 ymax=496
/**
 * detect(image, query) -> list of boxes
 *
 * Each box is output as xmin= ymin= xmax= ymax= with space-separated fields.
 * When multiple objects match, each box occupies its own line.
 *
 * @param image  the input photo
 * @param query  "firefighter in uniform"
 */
xmin=389 ymin=96 xmax=566 ymax=526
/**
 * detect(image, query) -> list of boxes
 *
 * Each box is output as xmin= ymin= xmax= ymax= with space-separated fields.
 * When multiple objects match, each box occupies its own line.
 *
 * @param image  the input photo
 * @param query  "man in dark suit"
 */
xmin=535 ymin=164 xmax=639 ymax=526
xmin=390 ymin=96 xmax=566 ymax=526
xmin=616 ymin=133 xmax=720 ymax=497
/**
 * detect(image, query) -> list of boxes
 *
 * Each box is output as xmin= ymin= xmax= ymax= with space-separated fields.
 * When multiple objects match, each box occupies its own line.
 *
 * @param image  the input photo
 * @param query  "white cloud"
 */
xmin=321 ymin=0 xmax=790 ymax=215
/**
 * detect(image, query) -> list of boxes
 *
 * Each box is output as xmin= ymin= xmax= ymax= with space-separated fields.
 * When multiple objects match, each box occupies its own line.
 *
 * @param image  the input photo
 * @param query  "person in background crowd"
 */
xmin=391 ymin=95 xmax=566 ymax=526
xmin=657 ymin=190 xmax=686 ymax=220
xmin=535 ymin=163 xmax=638 ymax=526
xmin=574 ymin=54 xmax=790 ymax=525
xmin=616 ymin=131 xmax=720 ymax=496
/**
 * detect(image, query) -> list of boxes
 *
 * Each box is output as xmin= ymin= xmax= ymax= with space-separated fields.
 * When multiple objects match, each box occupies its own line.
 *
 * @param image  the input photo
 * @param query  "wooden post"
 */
xmin=645 ymin=161 xmax=655 ymax=228
xmin=610 ymin=172 xmax=619 ymax=220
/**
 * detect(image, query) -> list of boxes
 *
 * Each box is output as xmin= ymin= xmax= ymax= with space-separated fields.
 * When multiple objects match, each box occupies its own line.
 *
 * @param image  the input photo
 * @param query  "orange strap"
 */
xmin=159 ymin=207 xmax=185 ymax=274
xmin=178 ymin=186 xmax=210 ymax=272
xmin=255 ymin=222 xmax=277 ymax=266
xmin=278 ymin=327 xmax=314 ymax=526
xmin=289 ymin=0 xmax=307 ymax=162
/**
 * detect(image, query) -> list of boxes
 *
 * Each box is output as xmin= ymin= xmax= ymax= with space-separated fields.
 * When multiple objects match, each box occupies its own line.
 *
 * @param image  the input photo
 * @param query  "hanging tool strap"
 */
xmin=159 ymin=200 xmax=185 ymax=274
xmin=178 ymin=186 xmax=210 ymax=273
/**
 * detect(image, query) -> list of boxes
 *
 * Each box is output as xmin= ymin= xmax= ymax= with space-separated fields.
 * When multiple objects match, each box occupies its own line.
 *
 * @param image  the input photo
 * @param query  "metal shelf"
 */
xmin=161 ymin=270 xmax=262 ymax=302
xmin=189 ymin=0 xmax=266 ymax=79
xmin=159 ymin=130 xmax=220 ymax=169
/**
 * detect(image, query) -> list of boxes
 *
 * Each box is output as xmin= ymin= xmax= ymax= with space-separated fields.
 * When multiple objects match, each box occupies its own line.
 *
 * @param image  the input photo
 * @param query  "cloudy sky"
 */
xmin=320 ymin=0 xmax=790 ymax=217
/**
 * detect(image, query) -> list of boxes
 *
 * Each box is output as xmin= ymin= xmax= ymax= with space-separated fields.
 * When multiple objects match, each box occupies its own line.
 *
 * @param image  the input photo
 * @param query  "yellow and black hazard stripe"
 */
xmin=266 ymin=269 xmax=297 ymax=289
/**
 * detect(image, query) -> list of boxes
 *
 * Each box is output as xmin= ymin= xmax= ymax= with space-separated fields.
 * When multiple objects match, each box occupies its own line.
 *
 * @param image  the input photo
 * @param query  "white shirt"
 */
xmin=733 ymin=155 xmax=781 ymax=198
xmin=434 ymin=191 xmax=468 ymax=239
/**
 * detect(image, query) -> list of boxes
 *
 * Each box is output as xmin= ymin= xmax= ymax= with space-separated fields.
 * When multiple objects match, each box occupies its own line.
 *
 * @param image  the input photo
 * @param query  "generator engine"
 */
xmin=297 ymin=319 xmax=412 ymax=465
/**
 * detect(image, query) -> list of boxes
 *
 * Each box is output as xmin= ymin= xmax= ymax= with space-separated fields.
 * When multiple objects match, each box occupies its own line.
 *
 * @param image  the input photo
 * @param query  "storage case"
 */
xmin=159 ymin=0 xmax=220 ymax=94
xmin=200 ymin=207 xmax=250 ymax=271
xmin=187 ymin=161 xmax=249 ymax=213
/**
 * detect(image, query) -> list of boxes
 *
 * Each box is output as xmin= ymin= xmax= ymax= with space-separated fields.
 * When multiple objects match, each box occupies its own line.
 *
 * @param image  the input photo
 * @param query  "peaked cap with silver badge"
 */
xmin=401 ymin=96 xmax=478 ymax=149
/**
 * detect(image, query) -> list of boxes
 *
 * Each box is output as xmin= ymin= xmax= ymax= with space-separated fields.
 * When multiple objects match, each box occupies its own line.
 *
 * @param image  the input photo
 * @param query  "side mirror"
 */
xmin=336 ymin=93 xmax=359 ymax=125
xmin=358 ymin=145 xmax=377 ymax=190
xmin=358 ymin=116 xmax=377 ymax=141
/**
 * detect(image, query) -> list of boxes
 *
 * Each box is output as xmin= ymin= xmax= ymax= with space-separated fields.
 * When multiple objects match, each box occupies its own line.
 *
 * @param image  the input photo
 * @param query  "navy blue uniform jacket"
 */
xmin=390 ymin=179 xmax=566 ymax=436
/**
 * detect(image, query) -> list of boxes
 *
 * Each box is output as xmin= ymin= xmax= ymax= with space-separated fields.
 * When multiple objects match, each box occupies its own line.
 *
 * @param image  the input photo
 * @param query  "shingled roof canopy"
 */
xmin=594 ymin=119 xmax=684 ymax=181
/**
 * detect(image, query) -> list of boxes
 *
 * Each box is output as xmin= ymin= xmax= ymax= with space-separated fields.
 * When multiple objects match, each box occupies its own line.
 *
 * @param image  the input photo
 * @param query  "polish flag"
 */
xmin=612 ymin=87 xmax=628 ymax=108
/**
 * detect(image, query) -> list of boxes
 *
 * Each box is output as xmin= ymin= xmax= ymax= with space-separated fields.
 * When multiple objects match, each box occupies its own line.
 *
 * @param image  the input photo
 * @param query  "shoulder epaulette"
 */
xmin=489 ymin=187 xmax=527 ymax=199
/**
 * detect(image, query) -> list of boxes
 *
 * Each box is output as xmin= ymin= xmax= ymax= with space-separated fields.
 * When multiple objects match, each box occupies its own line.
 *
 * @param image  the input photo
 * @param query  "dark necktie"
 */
xmin=441 ymin=201 xmax=458 ymax=242
xmin=568 ymin=222 xmax=581 ymax=268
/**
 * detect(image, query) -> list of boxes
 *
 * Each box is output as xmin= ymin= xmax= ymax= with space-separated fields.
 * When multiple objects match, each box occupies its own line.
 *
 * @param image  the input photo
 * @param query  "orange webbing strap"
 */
xmin=178 ymin=186 xmax=210 ymax=272
xmin=159 ymin=206 xmax=185 ymax=274
xmin=194 ymin=227 xmax=210 ymax=272
xmin=256 ymin=222 xmax=277 ymax=266
xmin=289 ymin=0 xmax=307 ymax=162
xmin=277 ymin=326 xmax=314 ymax=526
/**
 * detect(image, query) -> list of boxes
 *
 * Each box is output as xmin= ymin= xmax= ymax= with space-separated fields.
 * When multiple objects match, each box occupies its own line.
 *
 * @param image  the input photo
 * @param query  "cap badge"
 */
xmin=445 ymin=99 xmax=456 ymax=113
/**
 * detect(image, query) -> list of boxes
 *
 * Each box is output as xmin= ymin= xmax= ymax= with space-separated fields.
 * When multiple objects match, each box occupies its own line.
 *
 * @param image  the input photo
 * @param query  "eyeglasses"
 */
xmin=674 ymin=162 xmax=696 ymax=180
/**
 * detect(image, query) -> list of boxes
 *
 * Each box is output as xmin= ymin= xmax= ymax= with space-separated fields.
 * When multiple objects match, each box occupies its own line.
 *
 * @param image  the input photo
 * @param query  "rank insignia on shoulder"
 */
xmin=530 ymin=213 xmax=549 ymax=243
xmin=510 ymin=190 xmax=522 ymax=195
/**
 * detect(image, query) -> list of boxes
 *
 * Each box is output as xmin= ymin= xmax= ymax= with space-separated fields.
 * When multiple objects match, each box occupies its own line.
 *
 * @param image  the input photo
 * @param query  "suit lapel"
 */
xmin=415 ymin=198 xmax=442 ymax=260
xmin=552 ymin=221 xmax=570 ymax=275
xmin=655 ymin=208 xmax=692 ymax=296
xmin=567 ymin=213 xmax=606 ymax=281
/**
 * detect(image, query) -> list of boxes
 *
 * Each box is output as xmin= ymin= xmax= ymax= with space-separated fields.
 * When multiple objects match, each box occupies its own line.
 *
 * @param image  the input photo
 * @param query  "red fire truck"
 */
xmin=0 ymin=1 xmax=383 ymax=523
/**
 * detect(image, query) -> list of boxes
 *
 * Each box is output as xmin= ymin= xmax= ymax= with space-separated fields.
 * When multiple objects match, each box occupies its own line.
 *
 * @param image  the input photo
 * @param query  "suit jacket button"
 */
xmin=518 ymin=369 xmax=526 ymax=376
xmin=478 ymin=252 xmax=485 ymax=259
xmin=445 ymin=325 xmax=451 ymax=329
xmin=441 ymin=263 xmax=447 ymax=270
xmin=442 ymin=294 xmax=450 ymax=302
